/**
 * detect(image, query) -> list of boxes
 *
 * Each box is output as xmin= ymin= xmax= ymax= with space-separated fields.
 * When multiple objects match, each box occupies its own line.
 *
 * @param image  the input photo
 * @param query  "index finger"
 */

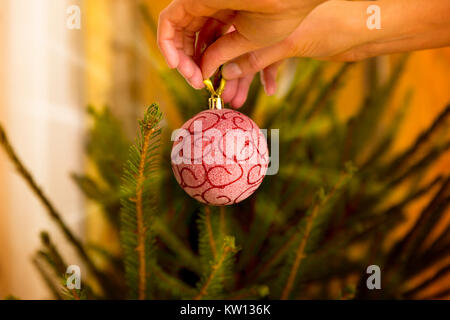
xmin=157 ymin=0 xmax=219 ymax=68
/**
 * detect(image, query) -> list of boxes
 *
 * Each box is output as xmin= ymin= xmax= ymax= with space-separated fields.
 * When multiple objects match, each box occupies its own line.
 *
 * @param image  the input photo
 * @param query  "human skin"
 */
xmin=158 ymin=0 xmax=450 ymax=108
xmin=157 ymin=0 xmax=326 ymax=88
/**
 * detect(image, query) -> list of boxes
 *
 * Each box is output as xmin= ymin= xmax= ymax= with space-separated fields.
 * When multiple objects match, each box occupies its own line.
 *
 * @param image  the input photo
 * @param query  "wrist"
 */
xmin=343 ymin=1 xmax=385 ymax=49
xmin=287 ymin=0 xmax=372 ymax=59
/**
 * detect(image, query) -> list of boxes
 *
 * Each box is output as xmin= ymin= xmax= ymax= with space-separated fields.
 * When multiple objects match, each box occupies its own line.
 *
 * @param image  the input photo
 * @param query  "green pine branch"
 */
xmin=85 ymin=106 xmax=131 ymax=189
xmin=120 ymin=103 xmax=162 ymax=300
xmin=72 ymin=106 xmax=130 ymax=228
xmin=39 ymin=232 xmax=93 ymax=300
xmin=226 ymin=285 xmax=270 ymax=300
xmin=39 ymin=232 xmax=67 ymax=275
xmin=194 ymin=236 xmax=239 ymax=300
xmin=386 ymin=104 xmax=450 ymax=175
xmin=32 ymin=255 xmax=64 ymax=300
xmin=198 ymin=207 xmax=220 ymax=266
xmin=0 ymin=123 xmax=119 ymax=299
xmin=194 ymin=207 xmax=238 ymax=299
xmin=154 ymin=217 xmax=202 ymax=274
xmin=280 ymin=167 xmax=355 ymax=299
xmin=152 ymin=264 xmax=197 ymax=298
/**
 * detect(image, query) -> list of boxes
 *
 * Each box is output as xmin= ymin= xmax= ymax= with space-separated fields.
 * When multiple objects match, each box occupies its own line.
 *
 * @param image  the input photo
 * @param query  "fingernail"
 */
xmin=193 ymin=80 xmax=205 ymax=90
xmin=179 ymin=71 xmax=202 ymax=90
xmin=267 ymin=85 xmax=276 ymax=96
xmin=223 ymin=63 xmax=242 ymax=79
xmin=259 ymin=71 xmax=267 ymax=94
xmin=189 ymin=77 xmax=204 ymax=90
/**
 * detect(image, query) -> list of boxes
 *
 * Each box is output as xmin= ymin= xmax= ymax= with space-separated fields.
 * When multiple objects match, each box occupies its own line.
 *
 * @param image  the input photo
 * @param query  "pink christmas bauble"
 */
xmin=171 ymin=108 xmax=269 ymax=206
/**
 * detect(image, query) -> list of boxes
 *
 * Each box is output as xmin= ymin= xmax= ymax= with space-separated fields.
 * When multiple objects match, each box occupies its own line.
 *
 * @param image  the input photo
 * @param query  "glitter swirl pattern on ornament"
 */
xmin=171 ymin=109 xmax=269 ymax=206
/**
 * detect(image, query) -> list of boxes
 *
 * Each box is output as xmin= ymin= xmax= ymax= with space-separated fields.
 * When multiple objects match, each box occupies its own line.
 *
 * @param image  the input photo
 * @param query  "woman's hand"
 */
xmin=158 ymin=0 xmax=450 ymax=108
xmin=214 ymin=0 xmax=362 ymax=107
xmin=215 ymin=0 xmax=450 ymax=108
xmin=157 ymin=0 xmax=326 ymax=89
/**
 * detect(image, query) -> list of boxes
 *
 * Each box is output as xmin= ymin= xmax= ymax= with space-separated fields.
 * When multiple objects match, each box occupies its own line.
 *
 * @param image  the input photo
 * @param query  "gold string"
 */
xmin=203 ymin=77 xmax=226 ymax=97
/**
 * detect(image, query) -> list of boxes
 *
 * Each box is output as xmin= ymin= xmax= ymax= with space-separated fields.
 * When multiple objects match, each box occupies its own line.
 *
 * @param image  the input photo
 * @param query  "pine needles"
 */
xmin=0 ymin=123 xmax=119 ymax=299
xmin=193 ymin=207 xmax=239 ymax=299
xmin=195 ymin=234 xmax=239 ymax=300
xmin=120 ymin=104 xmax=162 ymax=299
xmin=280 ymin=166 xmax=355 ymax=299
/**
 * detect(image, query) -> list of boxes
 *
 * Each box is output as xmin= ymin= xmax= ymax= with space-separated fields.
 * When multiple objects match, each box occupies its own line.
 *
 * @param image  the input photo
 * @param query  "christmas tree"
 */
xmin=1 ymin=7 xmax=449 ymax=300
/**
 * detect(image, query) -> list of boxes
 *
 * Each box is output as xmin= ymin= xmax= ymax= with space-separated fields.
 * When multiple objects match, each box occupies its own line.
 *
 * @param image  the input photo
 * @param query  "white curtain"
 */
xmin=0 ymin=0 xmax=85 ymax=299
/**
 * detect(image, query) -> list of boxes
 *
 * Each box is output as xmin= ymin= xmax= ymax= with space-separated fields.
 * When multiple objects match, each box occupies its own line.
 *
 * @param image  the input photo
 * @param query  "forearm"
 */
xmin=346 ymin=0 xmax=450 ymax=59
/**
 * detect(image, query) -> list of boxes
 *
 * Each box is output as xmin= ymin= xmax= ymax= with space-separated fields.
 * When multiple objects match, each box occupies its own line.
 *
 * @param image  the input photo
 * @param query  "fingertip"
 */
xmin=264 ymin=63 xmax=280 ymax=96
xmin=266 ymin=83 xmax=276 ymax=96
xmin=259 ymin=71 xmax=267 ymax=94
xmin=201 ymin=61 xmax=217 ymax=80
xmin=231 ymin=75 xmax=254 ymax=108
xmin=263 ymin=72 xmax=276 ymax=96
xmin=231 ymin=96 xmax=245 ymax=109
xmin=230 ymin=87 xmax=247 ymax=108
xmin=178 ymin=56 xmax=205 ymax=89
xmin=167 ymin=59 xmax=178 ymax=69
xmin=188 ymin=78 xmax=204 ymax=90
xmin=222 ymin=79 xmax=238 ymax=102
xmin=177 ymin=67 xmax=192 ymax=81
xmin=194 ymin=81 xmax=205 ymax=90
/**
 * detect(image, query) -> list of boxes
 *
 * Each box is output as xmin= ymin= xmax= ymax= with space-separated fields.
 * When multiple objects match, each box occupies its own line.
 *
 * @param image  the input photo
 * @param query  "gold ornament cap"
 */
xmin=204 ymin=76 xmax=226 ymax=110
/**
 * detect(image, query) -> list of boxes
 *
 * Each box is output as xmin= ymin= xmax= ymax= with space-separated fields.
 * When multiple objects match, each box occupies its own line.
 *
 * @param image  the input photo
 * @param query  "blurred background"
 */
xmin=0 ymin=0 xmax=449 ymax=299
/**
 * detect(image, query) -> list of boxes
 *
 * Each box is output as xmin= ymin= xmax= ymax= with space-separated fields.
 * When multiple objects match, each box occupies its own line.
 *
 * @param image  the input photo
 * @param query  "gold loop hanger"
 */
xmin=203 ymin=70 xmax=226 ymax=110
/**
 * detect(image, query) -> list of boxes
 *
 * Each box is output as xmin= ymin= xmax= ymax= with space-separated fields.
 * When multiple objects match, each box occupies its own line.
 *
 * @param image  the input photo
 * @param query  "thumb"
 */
xmin=221 ymin=42 xmax=291 ymax=81
xmin=200 ymin=30 xmax=259 ymax=79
